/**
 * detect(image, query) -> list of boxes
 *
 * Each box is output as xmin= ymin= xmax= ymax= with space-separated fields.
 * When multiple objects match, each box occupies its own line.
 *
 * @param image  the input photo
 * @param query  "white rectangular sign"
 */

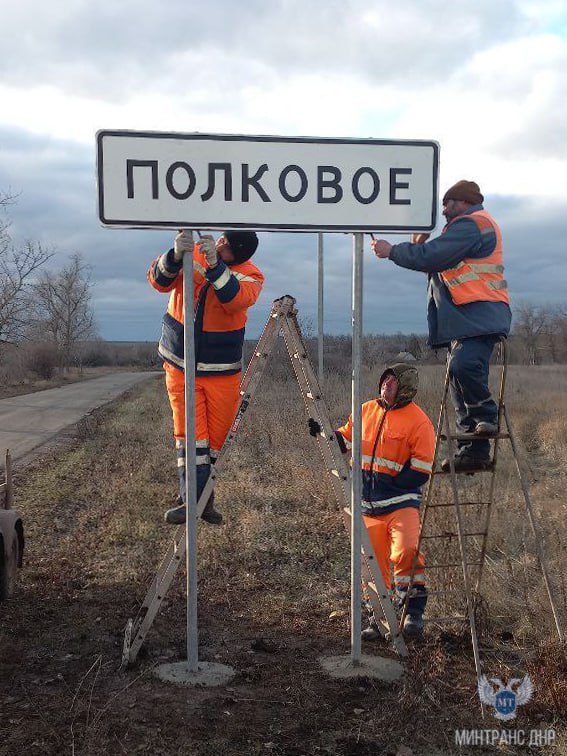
xmin=96 ymin=130 xmax=439 ymax=233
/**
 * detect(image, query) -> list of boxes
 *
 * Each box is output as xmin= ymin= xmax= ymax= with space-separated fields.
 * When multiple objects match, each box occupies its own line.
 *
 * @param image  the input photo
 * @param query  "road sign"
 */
xmin=97 ymin=130 xmax=439 ymax=232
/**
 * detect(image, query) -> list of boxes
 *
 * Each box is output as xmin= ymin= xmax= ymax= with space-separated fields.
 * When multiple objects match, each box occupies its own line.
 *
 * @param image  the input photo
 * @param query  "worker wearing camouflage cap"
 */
xmin=309 ymin=362 xmax=435 ymax=637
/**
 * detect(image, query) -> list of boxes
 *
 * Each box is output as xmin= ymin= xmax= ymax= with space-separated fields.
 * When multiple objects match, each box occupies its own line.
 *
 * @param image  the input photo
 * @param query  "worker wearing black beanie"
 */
xmin=223 ymin=231 xmax=259 ymax=264
xmin=148 ymin=227 xmax=264 ymax=527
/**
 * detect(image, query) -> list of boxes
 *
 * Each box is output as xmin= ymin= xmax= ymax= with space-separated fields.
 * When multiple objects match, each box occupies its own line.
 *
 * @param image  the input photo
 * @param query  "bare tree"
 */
xmin=547 ymin=305 xmax=567 ymax=363
xmin=0 ymin=194 xmax=54 ymax=345
xmin=514 ymin=302 xmax=548 ymax=365
xmin=35 ymin=253 xmax=97 ymax=369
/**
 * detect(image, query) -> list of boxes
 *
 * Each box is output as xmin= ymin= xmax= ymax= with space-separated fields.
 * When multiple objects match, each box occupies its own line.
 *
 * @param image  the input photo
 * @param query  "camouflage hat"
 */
xmin=378 ymin=363 xmax=418 ymax=407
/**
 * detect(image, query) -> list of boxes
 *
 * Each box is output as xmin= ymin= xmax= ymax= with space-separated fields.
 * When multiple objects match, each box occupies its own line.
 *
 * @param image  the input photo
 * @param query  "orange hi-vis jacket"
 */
xmin=148 ymin=244 xmax=264 ymax=376
xmin=440 ymin=210 xmax=509 ymax=306
xmin=337 ymin=399 xmax=435 ymax=516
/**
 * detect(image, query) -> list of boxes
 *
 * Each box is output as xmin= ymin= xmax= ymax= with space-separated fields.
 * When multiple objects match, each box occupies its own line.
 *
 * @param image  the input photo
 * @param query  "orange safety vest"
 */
xmin=148 ymin=244 xmax=264 ymax=374
xmin=339 ymin=401 xmax=434 ymax=477
xmin=440 ymin=210 xmax=509 ymax=306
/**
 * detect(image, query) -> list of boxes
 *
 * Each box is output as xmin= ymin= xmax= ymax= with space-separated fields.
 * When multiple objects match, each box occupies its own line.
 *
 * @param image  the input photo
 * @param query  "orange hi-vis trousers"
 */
xmin=164 ymin=364 xmax=241 ymax=501
xmin=362 ymin=506 xmax=425 ymax=592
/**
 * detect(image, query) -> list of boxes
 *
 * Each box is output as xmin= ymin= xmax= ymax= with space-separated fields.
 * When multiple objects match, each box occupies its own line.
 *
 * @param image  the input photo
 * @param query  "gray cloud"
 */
xmin=0 ymin=0 xmax=552 ymax=101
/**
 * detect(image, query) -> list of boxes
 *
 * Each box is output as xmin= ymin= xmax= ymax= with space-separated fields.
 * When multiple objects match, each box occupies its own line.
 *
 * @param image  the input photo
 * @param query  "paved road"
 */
xmin=0 ymin=372 xmax=162 ymax=460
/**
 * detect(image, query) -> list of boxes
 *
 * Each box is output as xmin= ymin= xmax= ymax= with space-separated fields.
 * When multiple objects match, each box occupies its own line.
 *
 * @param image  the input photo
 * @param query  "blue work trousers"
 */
xmin=448 ymin=336 xmax=499 ymax=458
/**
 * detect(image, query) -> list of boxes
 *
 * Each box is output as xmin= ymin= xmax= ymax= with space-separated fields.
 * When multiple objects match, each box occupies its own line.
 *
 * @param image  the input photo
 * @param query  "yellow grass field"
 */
xmin=1 ymin=356 xmax=566 ymax=755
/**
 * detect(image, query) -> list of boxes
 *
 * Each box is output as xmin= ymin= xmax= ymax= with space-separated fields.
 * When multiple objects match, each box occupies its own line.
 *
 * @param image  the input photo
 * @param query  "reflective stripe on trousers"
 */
xmin=165 ymin=366 xmax=241 ymax=501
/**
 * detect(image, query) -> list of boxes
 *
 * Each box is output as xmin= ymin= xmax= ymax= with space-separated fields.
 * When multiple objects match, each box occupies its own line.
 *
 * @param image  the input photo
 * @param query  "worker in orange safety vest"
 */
xmin=309 ymin=363 xmax=435 ymax=637
xmin=371 ymin=180 xmax=511 ymax=474
xmin=148 ymin=229 xmax=264 ymax=525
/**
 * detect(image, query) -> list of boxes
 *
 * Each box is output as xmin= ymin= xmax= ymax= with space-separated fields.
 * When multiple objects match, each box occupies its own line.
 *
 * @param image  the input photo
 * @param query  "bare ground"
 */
xmin=1 ymin=366 xmax=566 ymax=756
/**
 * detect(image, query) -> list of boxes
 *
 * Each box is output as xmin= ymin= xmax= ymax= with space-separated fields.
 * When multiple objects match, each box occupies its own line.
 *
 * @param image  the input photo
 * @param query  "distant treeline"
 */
xmin=1 ymin=301 xmax=565 ymax=387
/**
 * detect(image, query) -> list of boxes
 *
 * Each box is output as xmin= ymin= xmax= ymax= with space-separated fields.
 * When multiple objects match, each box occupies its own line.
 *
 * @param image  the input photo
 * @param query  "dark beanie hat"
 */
xmin=224 ymin=231 xmax=259 ymax=264
xmin=442 ymin=180 xmax=484 ymax=206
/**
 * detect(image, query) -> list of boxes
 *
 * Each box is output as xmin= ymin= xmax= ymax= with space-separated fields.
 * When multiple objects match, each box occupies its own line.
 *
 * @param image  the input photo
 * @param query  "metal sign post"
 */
xmin=317 ymin=233 xmax=324 ymax=381
xmin=350 ymin=233 xmax=363 ymax=663
xmin=182 ymin=250 xmax=199 ymax=673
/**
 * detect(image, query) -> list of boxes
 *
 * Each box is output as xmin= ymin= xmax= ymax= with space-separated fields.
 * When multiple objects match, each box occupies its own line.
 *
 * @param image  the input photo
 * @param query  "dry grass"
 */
xmin=0 ymin=359 xmax=566 ymax=755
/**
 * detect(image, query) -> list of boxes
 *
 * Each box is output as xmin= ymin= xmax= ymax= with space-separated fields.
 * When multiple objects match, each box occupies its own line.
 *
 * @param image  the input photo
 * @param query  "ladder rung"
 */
xmin=423 ymin=616 xmax=467 ymax=624
xmin=434 ymin=465 xmax=494 ymax=475
xmin=441 ymin=432 xmax=509 ymax=441
xmin=427 ymin=561 xmax=482 ymax=569
xmin=421 ymin=531 xmax=486 ymax=539
xmin=427 ymin=500 xmax=486 ymax=508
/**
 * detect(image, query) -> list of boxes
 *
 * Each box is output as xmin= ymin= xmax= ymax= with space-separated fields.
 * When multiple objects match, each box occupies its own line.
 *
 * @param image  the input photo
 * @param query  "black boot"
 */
xmin=402 ymin=587 xmax=428 ymax=637
xmin=361 ymin=620 xmax=382 ymax=641
xmin=164 ymin=493 xmax=223 ymax=525
xmin=164 ymin=496 xmax=186 ymax=525
xmin=200 ymin=492 xmax=223 ymax=525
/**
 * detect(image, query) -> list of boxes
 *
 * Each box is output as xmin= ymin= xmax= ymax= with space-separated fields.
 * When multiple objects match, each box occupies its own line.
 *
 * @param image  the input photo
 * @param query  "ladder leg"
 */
xmin=503 ymin=405 xmax=564 ymax=642
xmin=475 ymin=338 xmax=508 ymax=592
xmin=123 ymin=528 xmax=187 ymax=666
xmin=400 ymin=356 xmax=450 ymax=630
xmin=280 ymin=314 xmax=407 ymax=656
xmin=444 ymin=400 xmax=485 ymax=696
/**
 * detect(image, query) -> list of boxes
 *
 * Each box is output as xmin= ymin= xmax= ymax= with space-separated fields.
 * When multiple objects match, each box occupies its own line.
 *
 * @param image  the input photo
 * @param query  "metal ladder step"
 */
xmin=427 ymin=500 xmax=489 ymax=508
xmin=420 ymin=531 xmax=487 ymax=539
xmin=440 ymin=431 xmax=510 ymax=441
xmin=427 ymin=561 xmax=483 ymax=569
xmin=433 ymin=464 xmax=495 ymax=475
xmin=423 ymin=616 xmax=467 ymax=624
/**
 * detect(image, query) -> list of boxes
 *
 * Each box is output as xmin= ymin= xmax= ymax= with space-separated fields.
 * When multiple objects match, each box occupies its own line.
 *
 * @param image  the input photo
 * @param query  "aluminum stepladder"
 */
xmin=122 ymin=295 xmax=406 ymax=666
xmin=277 ymin=301 xmax=407 ymax=657
xmin=402 ymin=339 xmax=564 ymax=688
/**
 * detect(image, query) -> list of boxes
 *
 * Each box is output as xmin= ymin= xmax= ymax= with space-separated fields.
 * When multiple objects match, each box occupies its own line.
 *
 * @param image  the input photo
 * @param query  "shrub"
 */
xmin=25 ymin=342 xmax=59 ymax=380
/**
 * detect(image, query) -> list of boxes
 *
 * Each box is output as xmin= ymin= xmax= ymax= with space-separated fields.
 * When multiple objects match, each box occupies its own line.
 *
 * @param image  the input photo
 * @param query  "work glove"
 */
xmin=198 ymin=235 xmax=218 ymax=268
xmin=411 ymin=232 xmax=430 ymax=244
xmin=308 ymin=418 xmax=322 ymax=437
xmin=173 ymin=230 xmax=194 ymax=262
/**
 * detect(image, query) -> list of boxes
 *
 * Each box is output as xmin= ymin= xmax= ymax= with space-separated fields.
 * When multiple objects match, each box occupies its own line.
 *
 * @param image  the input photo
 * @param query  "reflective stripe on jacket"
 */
xmin=337 ymin=399 xmax=435 ymax=516
xmin=147 ymin=244 xmax=264 ymax=375
xmin=440 ymin=210 xmax=509 ymax=306
xmin=388 ymin=204 xmax=512 ymax=347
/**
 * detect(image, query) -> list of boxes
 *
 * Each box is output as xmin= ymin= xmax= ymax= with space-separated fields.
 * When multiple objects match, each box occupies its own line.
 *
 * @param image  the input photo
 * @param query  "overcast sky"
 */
xmin=1 ymin=0 xmax=566 ymax=341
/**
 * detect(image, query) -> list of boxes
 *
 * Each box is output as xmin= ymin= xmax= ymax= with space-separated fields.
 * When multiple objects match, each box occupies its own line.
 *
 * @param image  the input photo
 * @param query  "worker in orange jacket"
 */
xmin=309 ymin=363 xmax=435 ymax=637
xmin=148 ymin=230 xmax=264 ymax=525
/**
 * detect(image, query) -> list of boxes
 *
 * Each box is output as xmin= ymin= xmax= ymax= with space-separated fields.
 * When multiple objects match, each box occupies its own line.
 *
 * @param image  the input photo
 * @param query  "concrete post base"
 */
xmin=319 ymin=654 xmax=404 ymax=682
xmin=155 ymin=660 xmax=236 ymax=687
